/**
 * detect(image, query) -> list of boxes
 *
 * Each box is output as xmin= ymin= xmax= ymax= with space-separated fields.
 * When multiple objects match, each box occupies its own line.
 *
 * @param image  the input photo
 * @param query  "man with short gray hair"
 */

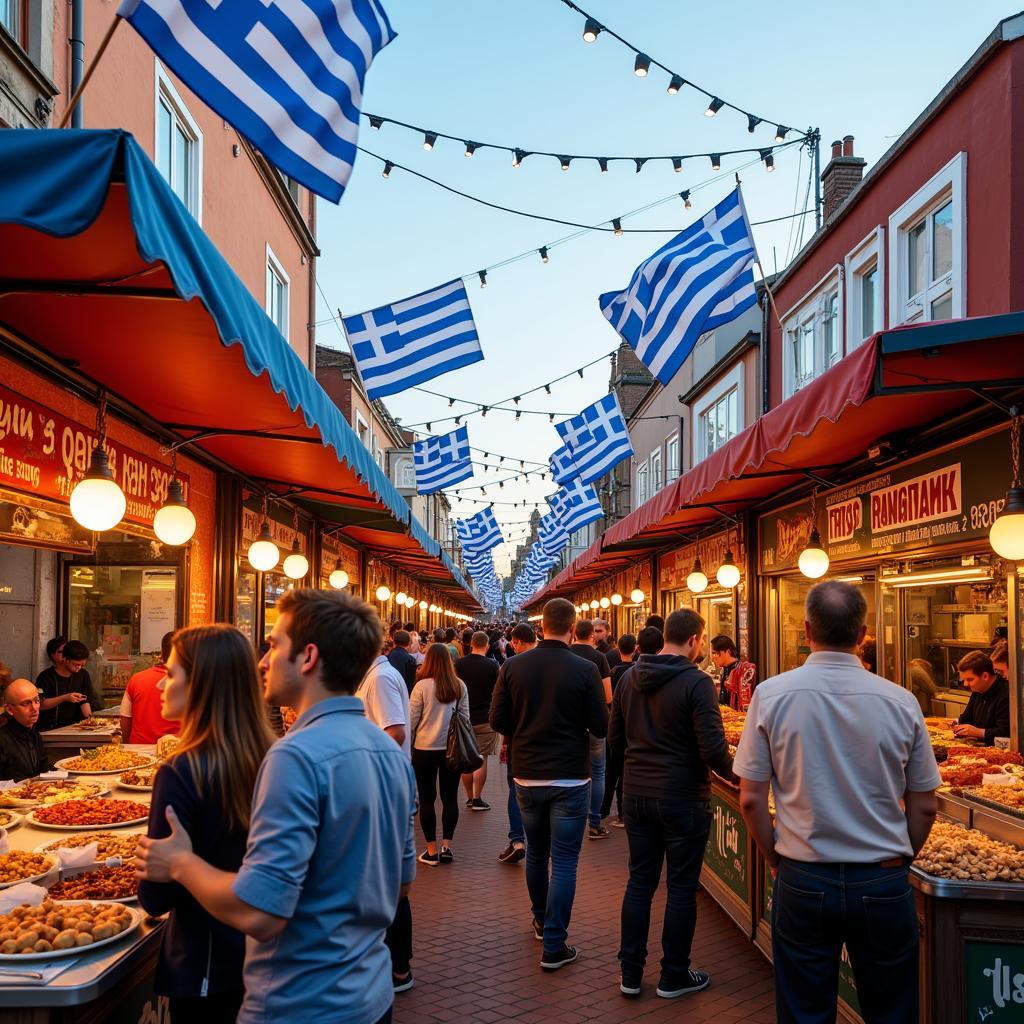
xmin=734 ymin=580 xmax=940 ymax=1024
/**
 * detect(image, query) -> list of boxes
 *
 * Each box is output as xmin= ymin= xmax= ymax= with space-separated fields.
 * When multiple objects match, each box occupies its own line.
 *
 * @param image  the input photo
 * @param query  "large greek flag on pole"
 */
xmin=547 ymin=479 xmax=603 ymax=535
xmin=118 ymin=0 xmax=395 ymax=203
xmin=343 ymin=280 xmax=483 ymax=399
xmin=599 ymin=188 xmax=759 ymax=385
xmin=555 ymin=393 xmax=633 ymax=485
xmin=412 ymin=426 xmax=471 ymax=495
xmin=456 ymin=507 xmax=503 ymax=554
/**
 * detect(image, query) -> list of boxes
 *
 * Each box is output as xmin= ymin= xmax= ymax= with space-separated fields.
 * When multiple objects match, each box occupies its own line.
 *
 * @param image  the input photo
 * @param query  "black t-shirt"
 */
xmin=570 ymin=644 xmax=611 ymax=688
xmin=35 ymin=667 xmax=98 ymax=731
xmin=455 ymin=654 xmax=501 ymax=725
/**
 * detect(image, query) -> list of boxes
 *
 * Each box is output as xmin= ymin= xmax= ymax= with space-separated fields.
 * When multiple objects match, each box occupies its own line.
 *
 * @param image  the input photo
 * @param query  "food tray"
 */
xmin=32 ymin=834 xmax=143 ymax=859
xmin=957 ymin=788 xmax=1024 ymax=820
xmin=0 ymin=855 xmax=58 ymax=890
xmin=53 ymin=756 xmax=156 ymax=776
xmin=0 ymin=782 xmax=108 ymax=808
xmin=0 ymin=902 xmax=141 ymax=961
xmin=25 ymin=812 xmax=149 ymax=832
xmin=115 ymin=778 xmax=154 ymax=793
xmin=49 ymin=866 xmax=139 ymax=904
xmin=910 ymin=868 xmax=1024 ymax=901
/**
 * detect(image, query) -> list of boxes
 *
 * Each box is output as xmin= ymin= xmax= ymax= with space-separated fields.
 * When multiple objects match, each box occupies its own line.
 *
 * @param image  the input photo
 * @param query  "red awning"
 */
xmin=526 ymin=314 xmax=1024 ymax=606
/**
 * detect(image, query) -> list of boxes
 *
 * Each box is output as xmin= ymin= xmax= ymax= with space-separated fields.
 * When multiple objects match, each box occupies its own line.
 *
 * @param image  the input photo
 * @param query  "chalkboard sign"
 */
xmin=704 ymin=792 xmax=749 ymax=901
xmin=965 ymin=940 xmax=1024 ymax=1022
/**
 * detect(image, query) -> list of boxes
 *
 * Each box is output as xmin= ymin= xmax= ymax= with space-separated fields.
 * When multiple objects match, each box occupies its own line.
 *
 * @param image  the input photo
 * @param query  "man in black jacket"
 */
xmin=0 ymin=679 xmax=53 ymax=780
xmin=609 ymin=608 xmax=733 ymax=1000
xmin=954 ymin=650 xmax=1011 ymax=743
xmin=386 ymin=631 xmax=418 ymax=695
xmin=490 ymin=598 xmax=608 ymax=971
xmin=570 ymin=619 xmax=612 ymax=840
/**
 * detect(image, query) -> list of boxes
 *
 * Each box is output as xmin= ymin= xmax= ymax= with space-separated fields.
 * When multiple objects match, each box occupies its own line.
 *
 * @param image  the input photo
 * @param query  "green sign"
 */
xmin=838 ymin=945 xmax=862 ymax=1016
xmin=704 ymin=792 xmax=749 ymax=901
xmin=762 ymin=865 xmax=774 ymax=918
xmin=966 ymin=940 xmax=1024 ymax=1021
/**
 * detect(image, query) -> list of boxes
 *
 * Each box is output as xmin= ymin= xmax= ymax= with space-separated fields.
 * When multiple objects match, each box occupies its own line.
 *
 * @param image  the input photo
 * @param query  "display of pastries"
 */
xmin=915 ymin=820 xmax=1024 ymax=882
xmin=30 ymin=799 xmax=148 ymax=828
xmin=0 ymin=779 xmax=104 ymax=808
xmin=48 ymin=865 xmax=138 ymax=902
xmin=0 ymin=852 xmax=56 ymax=886
xmin=57 ymin=747 xmax=154 ymax=773
xmin=37 ymin=832 xmax=141 ymax=861
xmin=0 ymin=900 xmax=133 ymax=954
xmin=719 ymin=707 xmax=747 ymax=746
xmin=964 ymin=783 xmax=1024 ymax=812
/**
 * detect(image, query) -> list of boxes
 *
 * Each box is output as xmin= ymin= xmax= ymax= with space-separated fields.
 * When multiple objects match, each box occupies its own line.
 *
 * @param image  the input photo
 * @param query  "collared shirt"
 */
xmin=356 ymin=656 xmax=411 ymax=757
xmin=734 ymin=651 xmax=941 ymax=863
xmin=233 ymin=697 xmax=417 ymax=1024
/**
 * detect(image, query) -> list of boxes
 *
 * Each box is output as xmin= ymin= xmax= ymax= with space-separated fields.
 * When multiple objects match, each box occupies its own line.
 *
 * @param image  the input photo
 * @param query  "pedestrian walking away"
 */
xmin=601 ymin=632 xmax=639 ymax=825
xmin=734 ymin=581 xmax=940 ymax=1024
xmin=490 ymin=598 xmax=608 ymax=970
xmin=569 ymin=618 xmax=612 ymax=840
xmin=456 ymin=631 xmax=501 ymax=811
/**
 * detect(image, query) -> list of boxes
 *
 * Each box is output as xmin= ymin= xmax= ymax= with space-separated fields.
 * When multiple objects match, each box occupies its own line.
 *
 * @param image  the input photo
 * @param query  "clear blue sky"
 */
xmin=316 ymin=0 xmax=1014 ymax=574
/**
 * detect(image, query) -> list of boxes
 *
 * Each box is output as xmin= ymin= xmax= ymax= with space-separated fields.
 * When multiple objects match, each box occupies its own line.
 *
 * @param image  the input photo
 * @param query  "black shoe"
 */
xmin=588 ymin=824 xmax=610 ymax=840
xmin=393 ymin=971 xmax=414 ymax=993
xmin=656 ymin=969 xmax=710 ymax=998
xmin=469 ymin=798 xmax=491 ymax=811
xmin=541 ymin=945 xmax=578 ymax=970
xmin=498 ymin=842 xmax=526 ymax=864
xmin=439 ymin=847 xmax=454 ymax=864
xmin=418 ymin=850 xmax=439 ymax=867
xmin=531 ymin=917 xmax=544 ymax=941
xmin=619 ymin=969 xmax=642 ymax=997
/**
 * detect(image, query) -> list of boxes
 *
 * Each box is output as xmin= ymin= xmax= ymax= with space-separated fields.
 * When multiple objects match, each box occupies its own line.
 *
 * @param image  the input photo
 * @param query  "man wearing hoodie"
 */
xmin=609 ymin=608 xmax=733 ymax=1001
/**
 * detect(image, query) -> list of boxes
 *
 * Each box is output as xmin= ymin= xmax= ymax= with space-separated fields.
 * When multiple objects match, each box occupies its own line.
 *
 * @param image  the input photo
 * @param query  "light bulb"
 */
xmin=405 ymin=596 xmax=416 ymax=608
xmin=630 ymin=588 xmax=645 ymax=604
xmin=419 ymin=600 xmax=428 ymax=610
xmin=395 ymin=592 xmax=407 ymax=606
xmin=375 ymin=585 xmax=392 ymax=602
xmin=582 ymin=17 xmax=600 ymax=42
xmin=798 ymin=528 xmax=830 ymax=579
xmin=990 ymin=488 xmax=1024 ymax=559
xmin=634 ymin=53 xmax=650 ymax=77
xmin=667 ymin=74 xmax=684 ymax=95
xmin=610 ymin=593 xmax=623 ymax=606
xmin=153 ymin=479 xmax=196 ymax=545
xmin=705 ymin=97 xmax=724 ymax=117
xmin=283 ymin=539 xmax=308 ymax=580
xmin=248 ymin=522 xmax=279 ymax=572
xmin=329 ymin=568 xmax=349 ymax=590
xmin=716 ymin=552 xmax=741 ymax=589
xmin=687 ymin=559 xmax=709 ymax=594
xmin=70 ymin=447 xmax=126 ymax=532
xmin=599 ymin=597 xmax=610 ymax=609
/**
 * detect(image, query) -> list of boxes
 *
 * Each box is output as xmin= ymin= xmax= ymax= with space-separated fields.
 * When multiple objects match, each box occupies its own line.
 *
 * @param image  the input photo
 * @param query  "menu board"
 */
xmin=704 ymin=790 xmax=750 ymax=901
xmin=965 ymin=940 xmax=1024 ymax=1021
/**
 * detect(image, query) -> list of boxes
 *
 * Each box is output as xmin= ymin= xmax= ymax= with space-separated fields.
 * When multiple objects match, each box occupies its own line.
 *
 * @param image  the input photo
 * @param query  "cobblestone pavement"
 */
xmin=396 ymin=768 xmax=776 ymax=1024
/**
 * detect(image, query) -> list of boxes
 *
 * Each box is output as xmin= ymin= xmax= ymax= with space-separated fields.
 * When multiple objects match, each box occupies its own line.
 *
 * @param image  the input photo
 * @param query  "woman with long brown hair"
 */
xmin=409 ymin=643 xmax=470 ymax=866
xmin=137 ymin=624 xmax=275 ymax=1022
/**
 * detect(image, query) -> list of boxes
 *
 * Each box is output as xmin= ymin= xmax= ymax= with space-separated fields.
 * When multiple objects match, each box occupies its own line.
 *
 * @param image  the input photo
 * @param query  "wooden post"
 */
xmin=57 ymin=16 xmax=122 ymax=129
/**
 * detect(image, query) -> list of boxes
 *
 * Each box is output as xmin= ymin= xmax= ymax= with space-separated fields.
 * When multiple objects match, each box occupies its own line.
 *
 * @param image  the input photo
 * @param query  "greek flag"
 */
xmin=412 ymin=426 xmax=471 ymax=495
xmin=118 ymin=0 xmax=394 ymax=204
xmin=599 ymin=188 xmax=759 ymax=385
xmin=538 ymin=512 xmax=568 ymax=556
xmin=343 ymin=280 xmax=482 ymax=400
xmin=547 ymin=478 xmax=603 ymax=535
xmin=549 ymin=444 xmax=579 ymax=486
xmin=556 ymin=393 xmax=633 ymax=485
xmin=456 ymin=507 xmax=503 ymax=554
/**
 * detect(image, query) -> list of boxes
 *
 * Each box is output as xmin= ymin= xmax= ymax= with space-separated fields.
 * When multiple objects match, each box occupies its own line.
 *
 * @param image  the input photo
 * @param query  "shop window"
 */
xmin=649 ymin=447 xmax=662 ymax=495
xmin=666 ymin=433 xmax=680 ymax=483
xmin=693 ymin=363 xmax=743 ymax=463
xmin=781 ymin=270 xmax=842 ymax=397
xmin=154 ymin=63 xmax=203 ymax=221
xmin=266 ymin=245 xmax=289 ymax=342
xmin=889 ymin=152 xmax=965 ymax=326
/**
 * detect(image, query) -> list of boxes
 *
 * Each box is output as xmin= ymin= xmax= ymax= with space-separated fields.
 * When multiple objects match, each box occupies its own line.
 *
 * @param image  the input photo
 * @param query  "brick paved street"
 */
xmin=396 ymin=770 xmax=777 ymax=1024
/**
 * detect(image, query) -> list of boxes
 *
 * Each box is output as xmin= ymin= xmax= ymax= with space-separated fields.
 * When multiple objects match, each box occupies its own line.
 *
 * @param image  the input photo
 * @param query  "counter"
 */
xmin=39 ymin=724 xmax=120 ymax=760
xmin=700 ymin=780 xmax=756 ymax=938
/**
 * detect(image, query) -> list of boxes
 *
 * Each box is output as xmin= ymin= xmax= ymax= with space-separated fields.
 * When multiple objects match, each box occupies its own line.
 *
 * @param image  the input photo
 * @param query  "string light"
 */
xmin=598 ymin=157 xmax=608 ymax=173
xmin=710 ymin=154 xmax=721 ymax=171
xmin=672 ymin=157 xmax=682 ymax=173
xmin=747 ymin=114 xmax=761 ymax=133
xmin=369 ymin=115 xmax=383 ymax=129
xmin=680 ymin=190 xmax=692 ymax=209
xmin=582 ymin=16 xmax=601 ymax=41
xmin=667 ymin=74 xmax=684 ymax=95
xmin=539 ymin=247 xmax=549 ymax=263
xmin=560 ymin=156 xmax=571 ymax=171
xmin=613 ymin=218 xmax=623 ymax=236
xmin=775 ymin=125 xmax=789 ymax=142
xmin=705 ymin=97 xmax=724 ymax=117
xmin=634 ymin=52 xmax=650 ymax=76
xmin=478 ymin=269 xmax=487 ymax=288
xmin=762 ymin=150 xmax=775 ymax=172
xmin=381 ymin=161 xmax=393 ymax=179
xmin=512 ymin=148 xmax=525 ymax=168
xmin=423 ymin=131 xmax=436 ymax=151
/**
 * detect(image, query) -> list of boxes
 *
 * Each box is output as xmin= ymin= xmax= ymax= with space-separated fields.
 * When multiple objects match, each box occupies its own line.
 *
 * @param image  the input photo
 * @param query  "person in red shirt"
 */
xmin=120 ymin=632 xmax=180 ymax=744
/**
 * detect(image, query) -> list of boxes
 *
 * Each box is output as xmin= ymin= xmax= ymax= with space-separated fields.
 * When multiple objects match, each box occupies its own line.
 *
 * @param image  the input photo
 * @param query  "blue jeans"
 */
xmin=515 ymin=782 xmax=589 ymax=952
xmin=588 ymin=734 xmax=606 ymax=828
xmin=772 ymin=858 xmax=919 ymax=1024
xmin=506 ymin=756 xmax=524 ymax=844
xmin=618 ymin=796 xmax=711 ymax=978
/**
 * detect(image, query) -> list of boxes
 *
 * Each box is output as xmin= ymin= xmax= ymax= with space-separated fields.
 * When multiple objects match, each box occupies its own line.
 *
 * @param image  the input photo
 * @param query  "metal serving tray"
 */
xmin=910 ymin=868 xmax=1024 ymax=902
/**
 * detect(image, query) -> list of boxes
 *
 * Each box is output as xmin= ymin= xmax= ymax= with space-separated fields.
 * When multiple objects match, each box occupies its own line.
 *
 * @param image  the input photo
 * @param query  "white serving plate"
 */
xmin=0 ymin=811 xmax=23 ymax=831
xmin=25 ymin=810 xmax=149 ymax=832
xmin=0 ymin=855 xmax=58 ymax=890
xmin=0 ymin=901 xmax=141 ymax=961
xmin=53 ymin=756 xmax=157 ymax=776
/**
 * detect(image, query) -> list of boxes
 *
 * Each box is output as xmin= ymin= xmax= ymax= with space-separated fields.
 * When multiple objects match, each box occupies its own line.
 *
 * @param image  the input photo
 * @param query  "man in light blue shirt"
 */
xmin=137 ymin=589 xmax=416 ymax=1024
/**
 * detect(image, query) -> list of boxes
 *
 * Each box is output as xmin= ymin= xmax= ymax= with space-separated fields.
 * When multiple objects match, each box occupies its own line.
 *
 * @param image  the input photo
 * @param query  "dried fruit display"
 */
xmin=964 ymin=784 xmax=1024 ymax=813
xmin=947 ymin=747 xmax=1023 ymax=766
xmin=719 ymin=707 xmax=746 ymax=746
xmin=914 ymin=820 xmax=1024 ymax=882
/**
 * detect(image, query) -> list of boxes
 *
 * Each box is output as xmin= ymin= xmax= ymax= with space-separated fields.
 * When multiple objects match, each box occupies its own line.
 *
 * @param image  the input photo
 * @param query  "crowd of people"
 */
xmin=0 ymin=578 xmax=1010 ymax=1022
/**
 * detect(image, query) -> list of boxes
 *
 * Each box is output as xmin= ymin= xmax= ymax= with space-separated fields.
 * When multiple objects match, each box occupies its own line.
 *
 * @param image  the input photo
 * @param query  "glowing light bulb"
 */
xmin=153 ymin=479 xmax=196 ymax=546
xmin=70 ymin=448 xmax=126 ymax=532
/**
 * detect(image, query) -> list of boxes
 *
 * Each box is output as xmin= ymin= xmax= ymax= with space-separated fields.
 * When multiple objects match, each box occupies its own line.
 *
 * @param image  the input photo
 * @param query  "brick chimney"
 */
xmin=821 ymin=135 xmax=866 ymax=222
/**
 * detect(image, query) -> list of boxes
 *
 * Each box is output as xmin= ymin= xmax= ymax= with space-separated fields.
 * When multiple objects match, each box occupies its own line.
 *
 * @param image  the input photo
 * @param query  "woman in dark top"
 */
xmin=138 ymin=625 xmax=274 ymax=1023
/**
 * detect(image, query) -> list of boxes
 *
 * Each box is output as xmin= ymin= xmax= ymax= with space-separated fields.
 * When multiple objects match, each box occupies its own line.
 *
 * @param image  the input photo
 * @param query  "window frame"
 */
xmin=665 ymin=433 xmax=680 ymax=484
xmin=888 ymin=152 xmax=966 ymax=327
xmin=265 ymin=244 xmax=290 ymax=343
xmin=635 ymin=460 xmax=649 ymax=508
xmin=780 ymin=265 xmax=843 ymax=398
xmin=354 ymin=411 xmax=370 ymax=448
xmin=648 ymin=447 xmax=663 ymax=495
xmin=844 ymin=225 xmax=885 ymax=349
xmin=692 ymin=362 xmax=745 ymax=464
xmin=153 ymin=61 xmax=203 ymax=223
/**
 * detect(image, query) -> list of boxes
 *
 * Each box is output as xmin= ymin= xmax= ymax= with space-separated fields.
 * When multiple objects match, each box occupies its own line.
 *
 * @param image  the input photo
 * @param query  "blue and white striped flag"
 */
xmin=549 ymin=444 xmax=579 ymax=486
xmin=343 ymin=280 xmax=483 ymax=399
xmin=118 ymin=0 xmax=394 ymax=203
xmin=538 ymin=512 xmax=568 ymax=556
xmin=547 ymin=478 xmax=603 ymax=535
xmin=599 ymin=188 xmax=759 ymax=385
xmin=412 ymin=426 xmax=472 ymax=495
xmin=456 ymin=507 xmax=503 ymax=554
xmin=556 ymin=393 xmax=633 ymax=485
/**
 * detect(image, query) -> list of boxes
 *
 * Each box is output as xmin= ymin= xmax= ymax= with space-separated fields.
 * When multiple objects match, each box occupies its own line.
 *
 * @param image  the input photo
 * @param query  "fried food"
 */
xmin=915 ymin=820 xmax=1024 ymax=882
xmin=0 ymin=852 xmax=55 ymax=885
xmin=48 ymin=866 xmax=137 ymax=901
xmin=0 ymin=900 xmax=133 ymax=955
xmin=967 ymin=784 xmax=1024 ymax=811
xmin=719 ymin=706 xmax=746 ymax=746
xmin=0 ymin=780 xmax=103 ymax=807
xmin=31 ymin=800 xmax=147 ymax=828
xmin=118 ymin=768 xmax=158 ymax=789
xmin=39 ymin=832 xmax=140 ymax=860
xmin=60 ymin=746 xmax=152 ymax=772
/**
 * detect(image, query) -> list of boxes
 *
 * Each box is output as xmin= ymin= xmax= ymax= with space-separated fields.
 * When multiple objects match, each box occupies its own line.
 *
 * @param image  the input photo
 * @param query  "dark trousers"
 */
xmin=506 ymin=755 xmax=524 ymax=844
xmin=515 ymin=782 xmax=589 ymax=952
xmin=619 ymin=796 xmax=711 ymax=978
xmin=385 ymin=895 xmax=412 ymax=976
xmin=600 ymin=739 xmax=623 ymax=818
xmin=169 ymin=990 xmax=244 ymax=1023
xmin=772 ymin=858 xmax=919 ymax=1024
xmin=412 ymin=748 xmax=460 ymax=842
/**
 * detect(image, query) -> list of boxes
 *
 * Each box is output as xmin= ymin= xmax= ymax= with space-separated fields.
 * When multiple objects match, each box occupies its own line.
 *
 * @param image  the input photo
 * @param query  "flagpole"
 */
xmin=735 ymin=173 xmax=784 ymax=331
xmin=58 ymin=16 xmax=123 ymax=129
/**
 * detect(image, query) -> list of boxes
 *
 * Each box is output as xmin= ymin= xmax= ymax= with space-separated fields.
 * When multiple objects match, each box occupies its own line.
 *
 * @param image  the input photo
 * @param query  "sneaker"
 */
xmin=418 ymin=850 xmax=439 ymax=867
xmin=656 ymin=969 xmax=710 ymax=998
xmin=612 ymin=816 xmax=625 ymax=828
xmin=588 ymin=824 xmax=610 ymax=840
xmin=439 ymin=847 xmax=454 ymax=864
xmin=619 ymin=969 xmax=642 ymax=997
xmin=498 ymin=842 xmax=526 ymax=864
xmin=541 ymin=945 xmax=579 ymax=970
xmin=531 ymin=917 xmax=544 ymax=941
xmin=469 ymin=798 xmax=492 ymax=811
xmin=393 ymin=971 xmax=414 ymax=994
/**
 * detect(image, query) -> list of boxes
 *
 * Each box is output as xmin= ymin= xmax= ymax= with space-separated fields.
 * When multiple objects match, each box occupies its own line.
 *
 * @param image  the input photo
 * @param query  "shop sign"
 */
xmin=966 ymin=942 xmax=1024 ymax=1021
xmin=703 ymin=791 xmax=749 ymax=901
xmin=658 ymin=529 xmax=745 ymax=592
xmin=0 ymin=383 xmax=189 ymax=528
xmin=241 ymin=506 xmax=307 ymax=553
xmin=759 ymin=429 xmax=1008 ymax=572
xmin=320 ymin=532 xmax=361 ymax=586
xmin=0 ymin=486 xmax=94 ymax=553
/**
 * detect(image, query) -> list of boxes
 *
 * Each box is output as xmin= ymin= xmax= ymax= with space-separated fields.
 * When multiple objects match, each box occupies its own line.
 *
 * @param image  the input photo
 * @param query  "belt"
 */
xmin=878 ymin=856 xmax=910 ymax=868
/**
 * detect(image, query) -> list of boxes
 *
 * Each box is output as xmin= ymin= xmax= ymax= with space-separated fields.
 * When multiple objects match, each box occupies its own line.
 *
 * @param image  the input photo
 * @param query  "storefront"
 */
xmin=319 ymin=530 xmax=363 ymax=598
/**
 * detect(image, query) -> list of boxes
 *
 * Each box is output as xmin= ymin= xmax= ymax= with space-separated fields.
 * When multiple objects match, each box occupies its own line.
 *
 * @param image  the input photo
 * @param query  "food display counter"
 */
xmin=0 ymin=746 xmax=166 ymax=1022
xmin=39 ymin=722 xmax=121 ymax=760
xmin=701 ymin=780 xmax=756 ymax=939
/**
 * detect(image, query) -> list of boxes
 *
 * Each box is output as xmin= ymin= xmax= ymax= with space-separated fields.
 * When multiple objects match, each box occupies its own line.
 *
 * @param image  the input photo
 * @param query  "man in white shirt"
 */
xmin=358 ymin=646 xmax=414 ymax=994
xmin=734 ymin=580 xmax=940 ymax=1024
